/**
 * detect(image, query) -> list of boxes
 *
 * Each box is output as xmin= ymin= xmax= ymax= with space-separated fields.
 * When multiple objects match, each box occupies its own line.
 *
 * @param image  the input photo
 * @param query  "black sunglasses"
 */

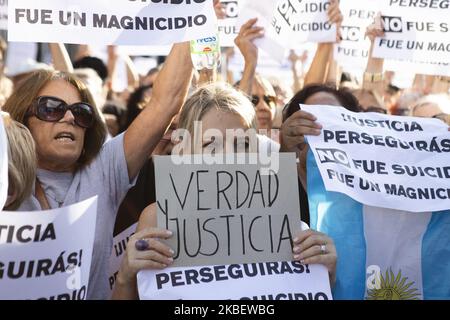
xmin=251 ymin=95 xmax=276 ymax=107
xmin=26 ymin=96 xmax=95 ymax=129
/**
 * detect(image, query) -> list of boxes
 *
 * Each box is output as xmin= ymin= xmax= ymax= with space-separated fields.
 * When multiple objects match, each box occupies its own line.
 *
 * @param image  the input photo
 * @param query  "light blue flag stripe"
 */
xmin=307 ymin=150 xmax=366 ymax=300
xmin=307 ymin=149 xmax=450 ymax=300
xmin=422 ymin=211 xmax=450 ymax=299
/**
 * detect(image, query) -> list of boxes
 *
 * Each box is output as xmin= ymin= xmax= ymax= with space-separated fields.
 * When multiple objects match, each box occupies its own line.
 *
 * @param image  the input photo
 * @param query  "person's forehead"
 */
xmin=201 ymin=109 xmax=248 ymax=130
xmin=305 ymin=91 xmax=341 ymax=106
xmin=38 ymin=79 xmax=82 ymax=104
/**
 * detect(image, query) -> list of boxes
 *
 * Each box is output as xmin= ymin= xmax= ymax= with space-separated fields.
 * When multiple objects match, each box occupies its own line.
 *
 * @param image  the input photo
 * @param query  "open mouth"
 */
xmin=54 ymin=132 xmax=75 ymax=142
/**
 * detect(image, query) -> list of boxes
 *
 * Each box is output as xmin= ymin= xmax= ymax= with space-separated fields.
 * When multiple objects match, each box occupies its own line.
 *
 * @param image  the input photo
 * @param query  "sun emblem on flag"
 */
xmin=367 ymin=269 xmax=421 ymax=300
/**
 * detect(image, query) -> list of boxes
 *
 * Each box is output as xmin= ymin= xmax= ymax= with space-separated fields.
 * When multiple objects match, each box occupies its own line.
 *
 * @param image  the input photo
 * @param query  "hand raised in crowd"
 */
xmin=293 ymin=229 xmax=338 ymax=285
xmin=116 ymin=227 xmax=174 ymax=285
xmin=288 ymin=50 xmax=300 ymax=66
xmin=280 ymin=110 xmax=322 ymax=152
xmin=213 ymin=0 xmax=227 ymax=19
xmin=235 ymin=18 xmax=265 ymax=66
xmin=327 ymin=0 xmax=343 ymax=42
xmin=365 ymin=12 xmax=385 ymax=43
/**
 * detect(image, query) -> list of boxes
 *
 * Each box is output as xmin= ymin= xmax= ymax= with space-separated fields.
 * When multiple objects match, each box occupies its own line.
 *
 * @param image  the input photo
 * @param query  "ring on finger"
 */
xmin=135 ymin=238 xmax=150 ymax=251
xmin=320 ymin=244 xmax=327 ymax=255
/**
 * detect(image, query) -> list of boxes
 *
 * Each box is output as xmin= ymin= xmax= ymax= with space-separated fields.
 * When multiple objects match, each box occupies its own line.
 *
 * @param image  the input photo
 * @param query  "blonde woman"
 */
xmin=112 ymin=83 xmax=337 ymax=300
xmin=1 ymin=112 xmax=36 ymax=210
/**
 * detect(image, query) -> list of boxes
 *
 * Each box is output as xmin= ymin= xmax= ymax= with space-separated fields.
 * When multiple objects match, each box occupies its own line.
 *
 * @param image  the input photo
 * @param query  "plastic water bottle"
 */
xmin=190 ymin=34 xmax=221 ymax=70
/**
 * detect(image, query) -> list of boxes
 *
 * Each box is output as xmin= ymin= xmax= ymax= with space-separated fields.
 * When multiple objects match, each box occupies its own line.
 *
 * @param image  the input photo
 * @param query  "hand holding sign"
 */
xmin=234 ymin=18 xmax=264 ymax=65
xmin=213 ymin=0 xmax=226 ymax=20
xmin=116 ymin=222 xmax=174 ymax=286
xmin=280 ymin=110 xmax=322 ymax=153
xmin=365 ymin=13 xmax=385 ymax=43
xmin=327 ymin=0 xmax=343 ymax=42
xmin=293 ymin=229 xmax=337 ymax=285
xmin=327 ymin=0 xmax=343 ymax=25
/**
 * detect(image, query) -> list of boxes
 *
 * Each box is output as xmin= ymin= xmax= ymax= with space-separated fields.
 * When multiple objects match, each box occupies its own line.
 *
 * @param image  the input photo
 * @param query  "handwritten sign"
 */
xmin=154 ymin=154 xmax=303 ymax=267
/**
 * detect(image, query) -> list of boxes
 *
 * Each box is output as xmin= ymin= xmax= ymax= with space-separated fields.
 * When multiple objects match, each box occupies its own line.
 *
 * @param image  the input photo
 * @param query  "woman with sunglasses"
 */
xmin=2 ymin=43 xmax=193 ymax=300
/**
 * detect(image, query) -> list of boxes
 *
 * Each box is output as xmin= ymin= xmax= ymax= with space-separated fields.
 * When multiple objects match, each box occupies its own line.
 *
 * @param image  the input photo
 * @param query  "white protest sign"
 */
xmin=8 ymin=0 xmax=217 ymax=46
xmin=372 ymin=0 xmax=450 ymax=64
xmin=238 ymin=0 xmax=335 ymax=61
xmin=237 ymin=0 xmax=286 ymax=61
xmin=138 ymin=261 xmax=332 ymax=300
xmin=0 ymin=114 xmax=8 ymax=210
xmin=0 ymin=0 xmax=7 ymax=30
xmin=272 ymin=0 xmax=336 ymax=45
xmin=0 ymin=197 xmax=98 ymax=300
xmin=107 ymin=222 xmax=137 ymax=296
xmin=154 ymin=153 xmax=303 ymax=267
xmin=303 ymin=105 xmax=450 ymax=213
xmin=334 ymin=0 xmax=378 ymax=71
xmin=385 ymin=59 xmax=450 ymax=77
xmin=218 ymin=0 xmax=240 ymax=47
xmin=4 ymin=42 xmax=38 ymax=77
xmin=117 ymin=45 xmax=172 ymax=57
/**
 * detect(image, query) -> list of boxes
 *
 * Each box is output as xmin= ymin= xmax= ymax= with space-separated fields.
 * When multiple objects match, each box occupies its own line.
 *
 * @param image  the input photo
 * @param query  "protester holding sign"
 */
xmin=280 ymin=84 xmax=360 ymax=188
xmin=112 ymin=83 xmax=337 ymax=300
xmin=303 ymin=105 xmax=450 ymax=299
xmin=2 ymin=43 xmax=193 ymax=299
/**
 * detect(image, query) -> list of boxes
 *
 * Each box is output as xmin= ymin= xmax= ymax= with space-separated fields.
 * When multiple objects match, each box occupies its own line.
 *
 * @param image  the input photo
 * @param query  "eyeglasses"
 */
xmin=26 ymin=96 xmax=95 ymax=129
xmin=251 ymin=95 xmax=276 ymax=107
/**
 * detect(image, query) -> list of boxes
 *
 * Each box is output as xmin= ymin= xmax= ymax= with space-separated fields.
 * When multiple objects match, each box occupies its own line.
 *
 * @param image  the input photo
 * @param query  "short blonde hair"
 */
xmin=178 ymin=82 xmax=256 ymax=135
xmin=2 ymin=113 xmax=37 ymax=210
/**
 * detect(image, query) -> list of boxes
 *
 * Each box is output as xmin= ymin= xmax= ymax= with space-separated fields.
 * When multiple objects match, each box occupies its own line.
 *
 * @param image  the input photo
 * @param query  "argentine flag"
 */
xmin=301 ymin=104 xmax=450 ymax=300
xmin=307 ymin=150 xmax=450 ymax=300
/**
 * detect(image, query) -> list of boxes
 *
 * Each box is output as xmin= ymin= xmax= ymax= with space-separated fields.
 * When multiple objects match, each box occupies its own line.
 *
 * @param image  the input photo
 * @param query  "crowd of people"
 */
xmin=1 ymin=0 xmax=449 ymax=300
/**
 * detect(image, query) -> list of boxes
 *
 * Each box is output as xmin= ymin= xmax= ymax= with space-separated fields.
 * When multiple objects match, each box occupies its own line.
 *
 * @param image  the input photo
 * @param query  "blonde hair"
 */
xmin=2 ymin=113 xmax=37 ymax=210
xmin=178 ymin=82 xmax=256 ymax=135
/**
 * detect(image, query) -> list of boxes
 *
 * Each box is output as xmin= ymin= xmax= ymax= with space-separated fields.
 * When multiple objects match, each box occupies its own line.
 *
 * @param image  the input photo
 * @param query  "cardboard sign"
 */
xmin=154 ymin=154 xmax=303 ymax=267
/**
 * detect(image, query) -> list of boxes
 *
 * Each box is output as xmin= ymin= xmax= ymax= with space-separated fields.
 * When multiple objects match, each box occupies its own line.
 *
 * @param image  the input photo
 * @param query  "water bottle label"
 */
xmin=190 ymin=36 xmax=219 ymax=55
